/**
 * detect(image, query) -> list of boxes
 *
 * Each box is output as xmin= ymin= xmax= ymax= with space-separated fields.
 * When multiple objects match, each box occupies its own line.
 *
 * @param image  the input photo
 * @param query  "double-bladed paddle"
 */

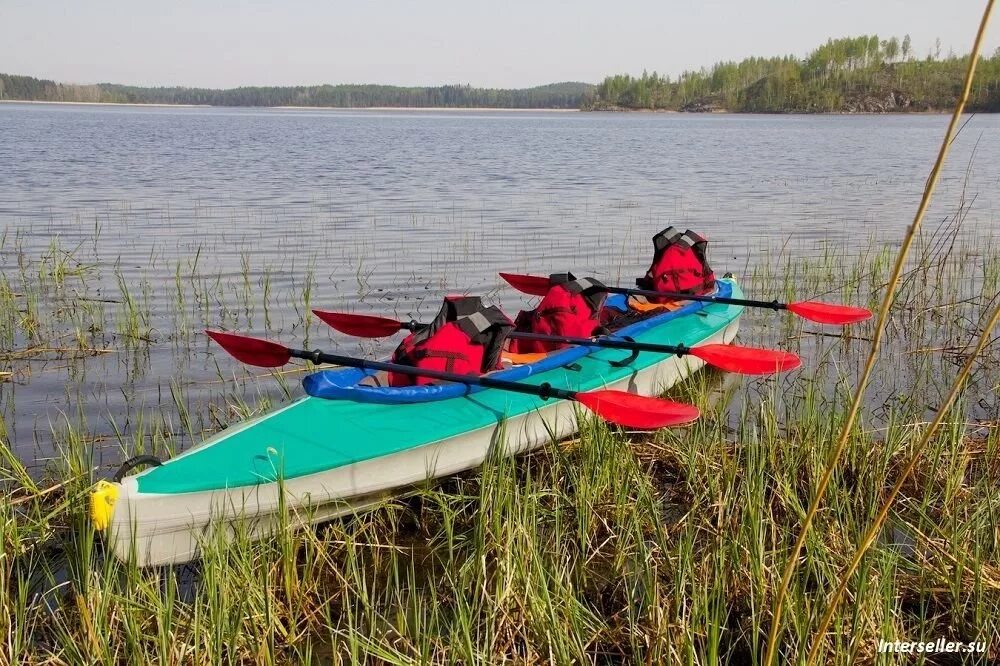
xmin=312 ymin=310 xmax=800 ymax=375
xmin=205 ymin=330 xmax=700 ymax=430
xmin=498 ymin=272 xmax=872 ymax=325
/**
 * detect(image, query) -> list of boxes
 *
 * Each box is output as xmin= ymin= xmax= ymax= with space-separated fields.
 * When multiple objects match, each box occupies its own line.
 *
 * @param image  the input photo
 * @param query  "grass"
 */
xmin=767 ymin=13 xmax=995 ymax=661
xmin=1 ymin=221 xmax=998 ymax=662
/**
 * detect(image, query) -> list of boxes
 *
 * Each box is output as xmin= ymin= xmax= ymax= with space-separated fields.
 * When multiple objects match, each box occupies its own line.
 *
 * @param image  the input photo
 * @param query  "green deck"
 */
xmin=137 ymin=281 xmax=743 ymax=494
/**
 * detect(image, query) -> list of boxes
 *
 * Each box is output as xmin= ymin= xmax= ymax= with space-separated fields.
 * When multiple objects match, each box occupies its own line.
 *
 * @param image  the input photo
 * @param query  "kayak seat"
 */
xmin=502 ymin=351 xmax=549 ymax=366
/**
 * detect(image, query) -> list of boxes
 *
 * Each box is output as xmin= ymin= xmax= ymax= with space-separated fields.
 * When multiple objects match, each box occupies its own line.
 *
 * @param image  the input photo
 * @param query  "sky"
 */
xmin=2 ymin=0 xmax=997 ymax=89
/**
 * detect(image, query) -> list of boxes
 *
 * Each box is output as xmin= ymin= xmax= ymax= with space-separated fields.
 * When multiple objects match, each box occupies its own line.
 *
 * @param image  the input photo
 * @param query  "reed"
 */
xmin=764 ymin=2 xmax=997 ymax=661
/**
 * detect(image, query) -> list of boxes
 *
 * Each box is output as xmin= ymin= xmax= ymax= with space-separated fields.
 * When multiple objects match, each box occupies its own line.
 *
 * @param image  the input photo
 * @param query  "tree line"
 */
xmin=4 ymin=36 xmax=1000 ymax=112
xmin=0 ymin=75 xmax=593 ymax=109
xmin=590 ymin=35 xmax=1000 ymax=112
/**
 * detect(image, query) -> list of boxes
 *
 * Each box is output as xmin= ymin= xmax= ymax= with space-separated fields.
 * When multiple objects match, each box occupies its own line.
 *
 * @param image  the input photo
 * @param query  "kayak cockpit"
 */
xmin=301 ymin=281 xmax=732 ymax=405
xmin=301 ymin=341 xmax=592 ymax=404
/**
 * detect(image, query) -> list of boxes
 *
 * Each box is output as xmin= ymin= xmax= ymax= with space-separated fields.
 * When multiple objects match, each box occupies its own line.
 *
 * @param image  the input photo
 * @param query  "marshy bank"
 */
xmin=2 ymin=221 xmax=998 ymax=662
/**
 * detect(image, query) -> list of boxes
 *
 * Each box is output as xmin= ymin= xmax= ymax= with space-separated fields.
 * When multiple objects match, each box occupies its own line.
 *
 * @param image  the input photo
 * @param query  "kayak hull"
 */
xmin=102 ymin=279 xmax=743 ymax=566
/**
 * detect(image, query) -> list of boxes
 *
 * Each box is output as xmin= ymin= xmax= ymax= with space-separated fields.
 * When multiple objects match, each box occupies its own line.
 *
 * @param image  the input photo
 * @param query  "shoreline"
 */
xmin=584 ymin=105 xmax=957 ymax=115
xmin=0 ymin=99 xmax=578 ymax=112
xmin=275 ymin=105 xmax=579 ymax=112
xmin=0 ymin=99 xmax=208 ymax=108
xmin=0 ymin=98 xmax=967 ymax=114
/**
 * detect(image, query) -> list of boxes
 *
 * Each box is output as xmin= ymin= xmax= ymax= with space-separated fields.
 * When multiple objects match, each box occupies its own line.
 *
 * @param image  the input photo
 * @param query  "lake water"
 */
xmin=1 ymin=103 xmax=998 ymax=470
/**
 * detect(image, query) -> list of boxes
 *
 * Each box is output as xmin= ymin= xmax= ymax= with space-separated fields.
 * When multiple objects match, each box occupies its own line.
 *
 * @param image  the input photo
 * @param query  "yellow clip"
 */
xmin=90 ymin=480 xmax=119 ymax=530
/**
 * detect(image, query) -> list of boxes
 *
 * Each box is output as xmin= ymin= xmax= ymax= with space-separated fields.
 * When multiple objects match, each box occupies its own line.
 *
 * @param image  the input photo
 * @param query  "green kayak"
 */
xmin=92 ymin=278 xmax=744 ymax=566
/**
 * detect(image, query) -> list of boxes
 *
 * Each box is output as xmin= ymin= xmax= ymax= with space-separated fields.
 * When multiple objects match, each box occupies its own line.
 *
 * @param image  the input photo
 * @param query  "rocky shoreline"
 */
xmin=584 ymin=90 xmax=955 ymax=114
xmin=5 ymin=98 xmax=950 ymax=114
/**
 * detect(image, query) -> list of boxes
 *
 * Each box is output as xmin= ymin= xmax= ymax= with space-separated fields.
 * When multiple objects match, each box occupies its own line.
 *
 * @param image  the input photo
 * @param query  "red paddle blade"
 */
xmin=574 ymin=390 xmax=700 ymax=429
xmin=313 ymin=310 xmax=403 ymax=338
xmin=691 ymin=344 xmax=801 ymax=375
xmin=787 ymin=301 xmax=872 ymax=325
xmin=205 ymin=330 xmax=291 ymax=367
xmin=499 ymin=272 xmax=551 ymax=297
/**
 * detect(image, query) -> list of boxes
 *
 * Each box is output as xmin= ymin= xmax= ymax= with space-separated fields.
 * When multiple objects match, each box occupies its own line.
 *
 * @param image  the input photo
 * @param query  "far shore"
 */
xmin=0 ymin=98 xmax=962 ymax=115
xmin=275 ymin=105 xmax=579 ymax=112
xmin=0 ymin=99 xmax=579 ymax=112
xmin=0 ymin=99 xmax=208 ymax=108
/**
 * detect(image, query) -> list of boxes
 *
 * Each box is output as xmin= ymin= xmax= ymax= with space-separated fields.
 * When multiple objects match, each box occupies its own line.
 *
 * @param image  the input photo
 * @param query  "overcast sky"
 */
xmin=3 ymin=0 xmax=997 ymax=89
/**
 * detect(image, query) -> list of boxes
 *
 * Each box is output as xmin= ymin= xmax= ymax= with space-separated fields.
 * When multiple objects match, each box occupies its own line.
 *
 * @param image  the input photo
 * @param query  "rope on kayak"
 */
xmin=113 ymin=455 xmax=163 ymax=482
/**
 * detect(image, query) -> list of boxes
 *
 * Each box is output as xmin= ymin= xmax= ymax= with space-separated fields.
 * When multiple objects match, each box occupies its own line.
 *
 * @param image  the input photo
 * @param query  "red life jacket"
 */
xmin=508 ymin=273 xmax=608 ymax=353
xmin=388 ymin=296 xmax=513 ymax=387
xmin=636 ymin=227 xmax=715 ymax=302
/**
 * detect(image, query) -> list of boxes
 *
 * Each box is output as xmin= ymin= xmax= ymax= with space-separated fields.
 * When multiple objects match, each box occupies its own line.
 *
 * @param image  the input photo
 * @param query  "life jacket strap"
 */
xmin=406 ymin=348 xmax=468 ymax=373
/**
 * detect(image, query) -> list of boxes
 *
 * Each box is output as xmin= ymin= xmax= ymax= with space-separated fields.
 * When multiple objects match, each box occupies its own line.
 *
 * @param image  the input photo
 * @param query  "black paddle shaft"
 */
xmin=605 ymin=285 xmax=786 ymax=310
xmin=506 ymin=331 xmax=697 ymax=356
xmin=394 ymin=321 xmax=696 ymax=356
xmin=291 ymin=348 xmax=575 ymax=400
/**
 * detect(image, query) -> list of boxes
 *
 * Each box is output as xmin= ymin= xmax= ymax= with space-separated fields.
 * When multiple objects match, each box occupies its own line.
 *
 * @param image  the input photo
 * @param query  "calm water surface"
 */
xmin=1 ymin=103 xmax=998 ymax=468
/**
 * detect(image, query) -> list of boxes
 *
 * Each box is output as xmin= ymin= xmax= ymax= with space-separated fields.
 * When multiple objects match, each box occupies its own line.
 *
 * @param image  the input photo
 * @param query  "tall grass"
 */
xmin=2 ymin=230 xmax=998 ymax=662
xmin=766 ymin=2 xmax=996 ymax=661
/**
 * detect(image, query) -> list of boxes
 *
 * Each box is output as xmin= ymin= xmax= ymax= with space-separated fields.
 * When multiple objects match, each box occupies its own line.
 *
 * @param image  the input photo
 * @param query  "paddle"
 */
xmin=205 ymin=330 xmax=700 ymax=429
xmin=498 ymin=272 xmax=872 ymax=325
xmin=312 ymin=310 xmax=800 ymax=375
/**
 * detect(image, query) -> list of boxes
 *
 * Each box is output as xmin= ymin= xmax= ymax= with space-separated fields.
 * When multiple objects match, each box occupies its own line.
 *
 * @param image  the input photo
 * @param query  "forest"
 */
xmin=3 ymin=36 xmax=1000 ymax=112
xmin=590 ymin=35 xmax=1000 ymax=112
xmin=0 ymin=76 xmax=592 ymax=109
